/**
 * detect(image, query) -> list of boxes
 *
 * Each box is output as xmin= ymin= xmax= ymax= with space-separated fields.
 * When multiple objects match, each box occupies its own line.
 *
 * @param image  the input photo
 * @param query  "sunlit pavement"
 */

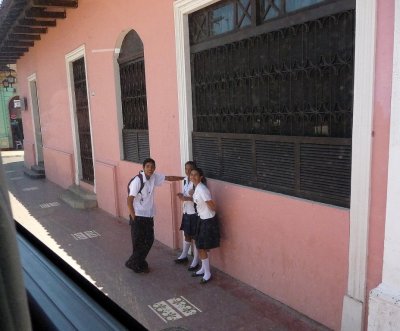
xmin=2 ymin=151 xmax=330 ymax=331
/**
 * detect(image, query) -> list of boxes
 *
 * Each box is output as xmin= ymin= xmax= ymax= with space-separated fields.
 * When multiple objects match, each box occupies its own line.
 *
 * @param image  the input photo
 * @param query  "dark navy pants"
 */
xmin=127 ymin=216 xmax=154 ymax=271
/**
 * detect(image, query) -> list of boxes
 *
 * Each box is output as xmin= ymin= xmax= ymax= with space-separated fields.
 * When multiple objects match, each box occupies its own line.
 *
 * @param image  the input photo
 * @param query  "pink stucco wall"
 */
xmin=209 ymin=180 xmax=349 ymax=329
xmin=16 ymin=1 xmax=354 ymax=329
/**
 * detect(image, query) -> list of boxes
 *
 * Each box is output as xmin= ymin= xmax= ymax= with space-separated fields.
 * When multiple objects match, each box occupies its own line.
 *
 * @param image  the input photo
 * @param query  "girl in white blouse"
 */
xmin=190 ymin=167 xmax=220 ymax=284
xmin=175 ymin=161 xmax=200 ymax=271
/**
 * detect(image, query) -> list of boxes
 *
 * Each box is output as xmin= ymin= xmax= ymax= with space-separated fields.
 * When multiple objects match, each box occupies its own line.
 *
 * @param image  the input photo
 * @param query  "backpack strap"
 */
xmin=127 ymin=173 xmax=145 ymax=196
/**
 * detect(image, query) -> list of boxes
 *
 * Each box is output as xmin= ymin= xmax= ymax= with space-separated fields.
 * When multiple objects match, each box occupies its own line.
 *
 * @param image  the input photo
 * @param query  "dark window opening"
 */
xmin=118 ymin=30 xmax=150 ymax=163
xmin=73 ymin=57 xmax=94 ymax=184
xmin=189 ymin=0 xmax=354 ymax=207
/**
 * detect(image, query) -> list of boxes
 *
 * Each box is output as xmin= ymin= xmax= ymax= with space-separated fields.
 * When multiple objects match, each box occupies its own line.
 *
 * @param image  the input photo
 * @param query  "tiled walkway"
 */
xmin=2 ymin=151 xmax=331 ymax=331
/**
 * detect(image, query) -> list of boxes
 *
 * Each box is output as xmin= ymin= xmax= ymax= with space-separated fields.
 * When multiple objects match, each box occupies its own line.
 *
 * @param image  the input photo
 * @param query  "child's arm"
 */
xmin=206 ymin=200 xmax=217 ymax=211
xmin=165 ymin=175 xmax=185 ymax=181
xmin=177 ymin=193 xmax=193 ymax=201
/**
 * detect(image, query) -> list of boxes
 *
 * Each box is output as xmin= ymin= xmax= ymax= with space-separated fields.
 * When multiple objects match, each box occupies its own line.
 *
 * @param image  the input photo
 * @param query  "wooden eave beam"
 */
xmin=0 ymin=54 xmax=23 ymax=58
xmin=0 ymin=0 xmax=79 ymax=65
xmin=1 ymin=47 xmax=29 ymax=53
xmin=0 ymin=50 xmax=22 ymax=55
xmin=8 ymin=33 xmax=41 ymax=40
xmin=25 ymin=7 xmax=66 ymax=19
xmin=0 ymin=59 xmax=20 ymax=63
xmin=13 ymin=26 xmax=47 ymax=34
xmin=19 ymin=18 xmax=57 ymax=27
xmin=0 ymin=57 xmax=20 ymax=60
xmin=32 ymin=0 xmax=78 ymax=8
xmin=4 ymin=40 xmax=34 ymax=47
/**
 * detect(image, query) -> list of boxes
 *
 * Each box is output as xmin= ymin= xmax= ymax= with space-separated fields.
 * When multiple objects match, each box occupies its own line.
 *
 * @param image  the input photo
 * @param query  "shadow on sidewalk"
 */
xmin=3 ymin=155 xmax=331 ymax=331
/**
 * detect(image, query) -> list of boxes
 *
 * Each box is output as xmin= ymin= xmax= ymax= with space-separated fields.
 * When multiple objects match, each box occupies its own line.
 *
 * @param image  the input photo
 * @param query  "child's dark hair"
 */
xmin=142 ymin=158 xmax=156 ymax=168
xmin=185 ymin=160 xmax=196 ymax=168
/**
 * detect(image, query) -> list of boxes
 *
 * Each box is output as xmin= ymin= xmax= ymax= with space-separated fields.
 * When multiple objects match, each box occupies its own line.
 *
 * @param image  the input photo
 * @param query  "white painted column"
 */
xmin=341 ymin=1 xmax=377 ymax=330
xmin=368 ymin=1 xmax=400 ymax=329
xmin=174 ymin=0 xmax=220 ymax=171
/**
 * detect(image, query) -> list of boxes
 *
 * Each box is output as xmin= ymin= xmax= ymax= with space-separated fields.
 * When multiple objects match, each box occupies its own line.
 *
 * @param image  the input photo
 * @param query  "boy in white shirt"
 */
xmin=125 ymin=158 xmax=183 ymax=273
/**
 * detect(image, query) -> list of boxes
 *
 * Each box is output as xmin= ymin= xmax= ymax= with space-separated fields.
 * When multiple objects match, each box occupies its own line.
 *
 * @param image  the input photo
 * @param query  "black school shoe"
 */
xmin=188 ymin=263 xmax=199 ymax=271
xmin=139 ymin=261 xmax=150 ymax=273
xmin=132 ymin=266 xmax=150 ymax=274
xmin=174 ymin=257 xmax=189 ymax=264
xmin=125 ymin=260 xmax=135 ymax=270
xmin=200 ymin=276 xmax=212 ymax=284
xmin=191 ymin=272 xmax=204 ymax=277
xmin=126 ymin=260 xmax=149 ymax=273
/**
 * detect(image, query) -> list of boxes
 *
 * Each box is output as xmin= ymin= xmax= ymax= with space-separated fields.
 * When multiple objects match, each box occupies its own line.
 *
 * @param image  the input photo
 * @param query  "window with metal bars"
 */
xmin=118 ymin=30 xmax=150 ymax=163
xmin=189 ymin=0 xmax=354 ymax=207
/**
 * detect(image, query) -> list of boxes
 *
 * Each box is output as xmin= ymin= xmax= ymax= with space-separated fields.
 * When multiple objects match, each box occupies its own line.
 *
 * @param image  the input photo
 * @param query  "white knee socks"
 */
xmin=178 ymin=241 xmax=190 ymax=259
xmin=190 ymin=244 xmax=199 ymax=268
xmin=201 ymin=258 xmax=211 ymax=281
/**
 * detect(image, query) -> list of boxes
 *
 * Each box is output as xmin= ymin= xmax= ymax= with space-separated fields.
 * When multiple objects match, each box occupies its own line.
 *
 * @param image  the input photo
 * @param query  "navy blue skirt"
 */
xmin=179 ymin=213 xmax=198 ymax=237
xmin=195 ymin=215 xmax=220 ymax=250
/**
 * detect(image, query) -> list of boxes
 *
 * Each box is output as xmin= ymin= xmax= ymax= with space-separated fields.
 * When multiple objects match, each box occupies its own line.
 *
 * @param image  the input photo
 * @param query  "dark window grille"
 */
xmin=190 ymin=1 xmax=354 ymax=207
xmin=119 ymin=30 xmax=150 ymax=163
xmin=193 ymin=132 xmax=351 ymax=207
xmin=73 ymin=57 xmax=94 ymax=184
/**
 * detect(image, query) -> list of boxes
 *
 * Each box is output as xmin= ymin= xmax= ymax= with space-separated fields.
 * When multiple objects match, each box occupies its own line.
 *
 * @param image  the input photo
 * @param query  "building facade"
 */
xmin=1 ymin=0 xmax=399 ymax=329
xmin=0 ymin=67 xmax=18 ymax=149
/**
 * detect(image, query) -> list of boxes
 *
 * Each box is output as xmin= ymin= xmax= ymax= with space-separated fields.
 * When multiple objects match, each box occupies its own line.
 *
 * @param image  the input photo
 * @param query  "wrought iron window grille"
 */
xmin=118 ymin=31 xmax=150 ymax=163
xmin=189 ymin=1 xmax=354 ymax=207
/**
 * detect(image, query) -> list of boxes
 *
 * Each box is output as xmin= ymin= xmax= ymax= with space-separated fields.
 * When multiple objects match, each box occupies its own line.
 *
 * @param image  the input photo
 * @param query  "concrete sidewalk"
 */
xmin=2 ymin=151 xmax=330 ymax=331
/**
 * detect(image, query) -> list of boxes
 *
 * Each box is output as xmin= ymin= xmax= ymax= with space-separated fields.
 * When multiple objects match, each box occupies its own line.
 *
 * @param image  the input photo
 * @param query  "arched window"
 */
xmin=118 ymin=30 xmax=150 ymax=163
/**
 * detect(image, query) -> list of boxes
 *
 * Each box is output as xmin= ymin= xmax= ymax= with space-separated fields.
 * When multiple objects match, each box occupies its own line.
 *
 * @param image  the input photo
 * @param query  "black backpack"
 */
xmin=127 ymin=173 xmax=145 ymax=196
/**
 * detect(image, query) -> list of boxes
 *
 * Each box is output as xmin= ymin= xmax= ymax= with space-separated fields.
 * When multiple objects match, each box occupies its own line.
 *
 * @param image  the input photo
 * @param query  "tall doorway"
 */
xmin=66 ymin=46 xmax=95 ymax=186
xmin=28 ymin=75 xmax=43 ymax=165
xmin=72 ymin=57 xmax=94 ymax=184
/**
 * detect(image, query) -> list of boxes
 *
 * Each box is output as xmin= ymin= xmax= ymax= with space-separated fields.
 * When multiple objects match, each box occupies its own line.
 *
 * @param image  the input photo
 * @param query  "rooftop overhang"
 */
xmin=0 ymin=0 xmax=78 ymax=66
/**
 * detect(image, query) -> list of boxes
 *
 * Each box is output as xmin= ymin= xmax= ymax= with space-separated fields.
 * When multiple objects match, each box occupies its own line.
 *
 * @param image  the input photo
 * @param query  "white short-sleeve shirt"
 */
xmin=182 ymin=177 xmax=196 ymax=215
xmin=128 ymin=171 xmax=165 ymax=217
xmin=193 ymin=182 xmax=216 ymax=219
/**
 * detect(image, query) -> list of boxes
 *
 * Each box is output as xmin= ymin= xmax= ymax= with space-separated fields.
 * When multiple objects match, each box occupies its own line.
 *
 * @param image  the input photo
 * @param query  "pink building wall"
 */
xmin=16 ymin=1 xmax=393 ymax=329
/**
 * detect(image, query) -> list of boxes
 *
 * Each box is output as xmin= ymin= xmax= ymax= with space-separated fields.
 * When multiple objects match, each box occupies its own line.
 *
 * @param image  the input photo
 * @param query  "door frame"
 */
xmin=65 ymin=44 xmax=96 ymax=188
xmin=27 ymin=73 xmax=44 ymax=165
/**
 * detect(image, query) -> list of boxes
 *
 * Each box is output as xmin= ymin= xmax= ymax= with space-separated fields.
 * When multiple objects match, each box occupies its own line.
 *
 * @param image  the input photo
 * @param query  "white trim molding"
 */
xmin=341 ymin=1 xmax=377 ymax=330
xmin=174 ymin=0 xmax=220 ymax=171
xmin=27 ymin=73 xmax=41 ymax=164
xmin=368 ymin=0 xmax=400 ymax=329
